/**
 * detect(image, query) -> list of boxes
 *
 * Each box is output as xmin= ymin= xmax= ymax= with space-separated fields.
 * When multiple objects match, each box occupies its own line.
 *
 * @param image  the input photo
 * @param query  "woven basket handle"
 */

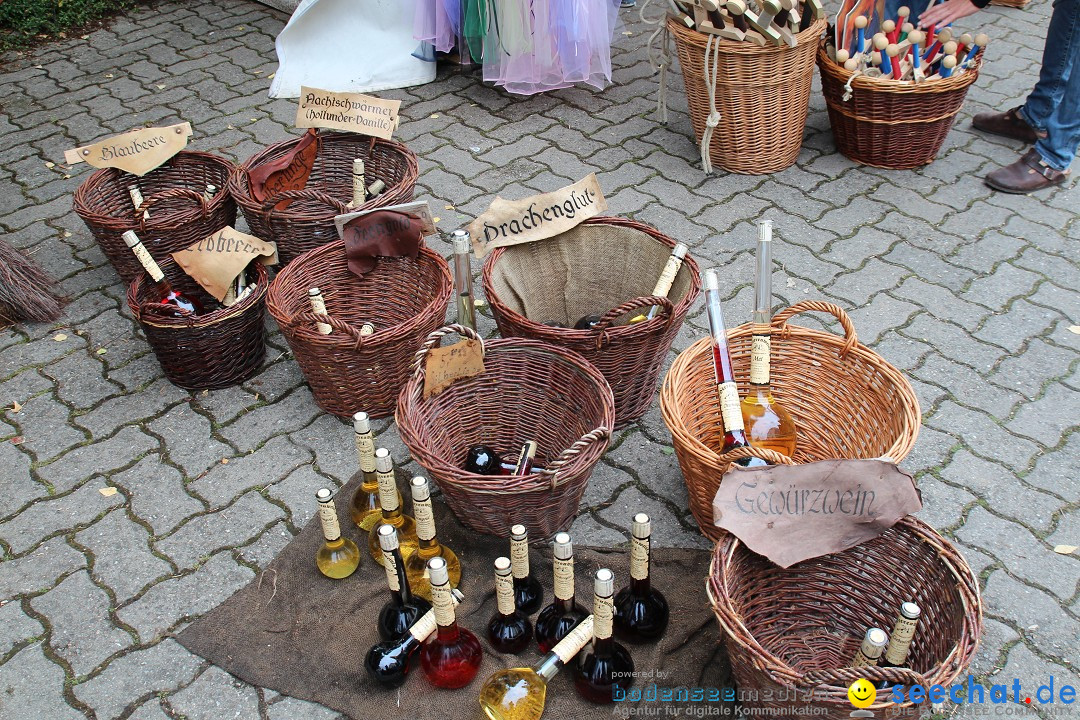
xmin=591 ymin=295 xmax=675 ymax=332
xmin=260 ymin=188 xmax=349 ymax=216
xmin=716 ymin=445 xmax=795 ymax=466
xmin=137 ymin=187 xmax=209 ymax=226
xmin=772 ymin=300 xmax=858 ymax=358
xmin=801 ymin=664 xmax=926 ymax=689
xmin=539 ymin=426 xmax=611 ymax=488
xmin=288 ymin=312 xmax=374 ymax=350
xmin=411 ymin=324 xmax=486 ymax=373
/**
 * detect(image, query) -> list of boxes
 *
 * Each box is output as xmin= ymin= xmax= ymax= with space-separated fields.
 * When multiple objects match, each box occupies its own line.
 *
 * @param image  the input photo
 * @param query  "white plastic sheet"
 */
xmin=268 ymin=0 xmax=435 ymax=99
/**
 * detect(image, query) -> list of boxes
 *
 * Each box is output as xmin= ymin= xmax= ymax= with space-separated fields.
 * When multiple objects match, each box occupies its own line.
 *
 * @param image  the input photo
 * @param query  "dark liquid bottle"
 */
xmin=122 ymin=230 xmax=203 ymax=317
xmin=364 ymin=589 xmax=463 ymax=688
xmin=487 ymin=556 xmax=533 ymax=654
xmin=575 ymin=568 xmax=635 ymax=704
xmin=419 ymin=557 xmax=483 ymax=688
xmin=574 ymin=314 xmax=602 ymax=330
xmin=613 ymin=513 xmax=669 ymax=643
xmin=465 ymin=445 xmax=502 ymax=475
xmin=510 ymin=524 xmax=544 ymax=614
xmin=535 ymin=532 xmax=588 ymax=654
xmin=375 ymin=524 xmax=432 ymax=641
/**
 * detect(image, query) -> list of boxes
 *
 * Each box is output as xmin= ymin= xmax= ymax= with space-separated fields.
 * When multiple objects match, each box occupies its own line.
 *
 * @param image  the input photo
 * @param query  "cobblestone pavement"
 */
xmin=0 ymin=1 xmax=1077 ymax=718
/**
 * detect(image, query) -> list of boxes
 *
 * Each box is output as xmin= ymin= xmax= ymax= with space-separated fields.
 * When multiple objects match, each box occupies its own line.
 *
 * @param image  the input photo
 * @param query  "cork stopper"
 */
xmin=937 ymin=28 xmax=953 ymax=43
xmin=900 ymin=602 xmax=921 ymax=619
xmin=901 ymin=22 xmax=914 ymax=35
xmin=594 ymin=568 xmax=614 ymax=597
xmin=359 ymin=323 xmax=375 ymax=336
xmin=907 ymin=30 xmax=925 ymax=46
xmin=494 ymin=556 xmax=512 ymax=575
xmin=632 ymin=513 xmax=651 ymax=539
xmin=352 ymin=411 xmax=370 ymax=434
xmin=942 ymin=41 xmax=957 ymax=56
xmin=843 ymin=58 xmax=860 ymax=71
xmin=881 ymin=19 xmax=895 ymax=33
xmin=316 ymin=488 xmax=332 ymax=504
xmin=374 ymin=447 xmax=392 ymax=473
xmin=451 ymin=229 xmax=471 ymax=254
xmin=942 ymin=55 xmax=957 ymax=70
xmin=959 ymin=33 xmax=973 ymax=46
xmin=867 ymin=627 xmax=888 ymax=646
xmin=511 ymin=524 xmax=528 ymax=540
xmin=428 ymin=556 xmax=449 ymax=586
xmin=377 ymin=523 xmax=398 ymax=551
xmin=122 ymin=230 xmax=142 ymax=248
xmin=672 ymin=243 xmax=689 ymax=260
xmin=704 ymin=268 xmax=720 ymax=292
xmin=352 ymin=158 xmax=365 ymax=174
xmin=309 ymin=287 xmax=321 ymax=297
xmin=410 ymin=476 xmax=430 ymax=502
xmin=897 ymin=6 xmax=910 ymax=20
xmin=553 ymin=532 xmax=573 ymax=560
xmin=885 ymin=44 xmax=900 ymax=59
xmin=726 ymin=0 xmax=745 ymax=15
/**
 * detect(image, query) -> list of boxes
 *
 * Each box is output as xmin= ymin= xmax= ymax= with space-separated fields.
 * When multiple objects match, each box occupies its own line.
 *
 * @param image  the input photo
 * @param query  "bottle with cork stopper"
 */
xmin=314 ymin=488 xmax=360 ymax=579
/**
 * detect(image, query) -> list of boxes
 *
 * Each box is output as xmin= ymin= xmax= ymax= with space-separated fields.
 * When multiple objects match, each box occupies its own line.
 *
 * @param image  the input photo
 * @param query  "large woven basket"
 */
xmin=73 ymin=151 xmax=238 ymax=283
xmin=396 ymin=325 xmax=615 ymax=540
xmin=266 ymin=240 xmax=452 ymax=419
xmin=660 ymin=301 xmax=920 ymax=541
xmin=229 ymin=132 xmax=419 ymax=267
xmin=127 ymin=259 xmax=268 ymax=390
xmin=818 ymin=45 xmax=983 ymax=169
xmin=482 ymin=217 xmax=700 ymax=428
xmin=709 ymin=516 xmax=982 ymax=719
xmin=669 ymin=17 xmax=826 ymax=174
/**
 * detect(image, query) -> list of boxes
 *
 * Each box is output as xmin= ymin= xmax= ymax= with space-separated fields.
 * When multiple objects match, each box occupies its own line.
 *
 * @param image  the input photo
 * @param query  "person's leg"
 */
xmin=1019 ymin=0 xmax=1080 ymax=137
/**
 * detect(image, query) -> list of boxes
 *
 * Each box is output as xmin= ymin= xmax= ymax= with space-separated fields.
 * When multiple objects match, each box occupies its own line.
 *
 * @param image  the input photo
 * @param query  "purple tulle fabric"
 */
xmin=414 ymin=0 xmax=620 ymax=95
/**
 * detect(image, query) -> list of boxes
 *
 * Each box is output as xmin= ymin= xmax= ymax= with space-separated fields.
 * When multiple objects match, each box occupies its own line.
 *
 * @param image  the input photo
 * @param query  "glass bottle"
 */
xmin=535 ymin=532 xmax=588 ymax=653
xmin=376 ymin=524 xmax=432 ymax=641
xmin=367 ymin=447 xmax=418 ymax=566
xmin=703 ymin=268 xmax=767 ymax=468
xmin=851 ymin=627 xmax=889 ymax=667
xmin=364 ymin=589 xmax=463 ymax=688
xmin=613 ymin=513 xmax=669 ymax=643
xmin=404 ymin=476 xmax=462 ymax=600
xmin=488 ymin=556 xmax=533 ymax=653
xmin=128 ymin=184 xmax=149 ymax=220
xmin=122 ymin=230 xmax=203 ymax=317
xmin=204 ymin=183 xmax=218 ymax=201
xmin=349 ymin=411 xmax=397 ymax=531
xmin=509 ymin=524 xmax=544 ymax=614
xmin=314 ymin=488 xmax=360 ymax=579
xmin=508 ymin=440 xmax=537 ymax=475
xmin=452 ymin=229 xmax=476 ymax=331
xmin=574 ymin=314 xmax=601 ymax=330
xmin=574 ymin=569 xmax=634 ymax=704
xmin=478 ymin=615 xmax=594 ymax=720
xmin=880 ymin=602 xmax=921 ymax=669
xmin=740 ymin=220 xmax=797 ymax=457
xmin=308 ymin=287 xmax=332 ymax=335
xmin=629 ymin=242 xmax=689 ymax=323
xmin=465 ymin=445 xmax=502 ymax=475
xmin=419 ymin=557 xmax=483 ymax=689
xmin=350 ymin=158 xmax=366 ymax=207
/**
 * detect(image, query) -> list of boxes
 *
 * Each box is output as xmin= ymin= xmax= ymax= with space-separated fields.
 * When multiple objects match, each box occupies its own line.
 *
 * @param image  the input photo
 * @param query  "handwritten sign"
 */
xmin=423 ymin=339 xmax=485 ymax=398
xmin=172 ymin=227 xmax=278 ymax=302
xmin=466 ymin=174 xmax=608 ymax=258
xmin=712 ymin=459 xmax=922 ymax=568
xmin=64 ymin=123 xmax=192 ymax=176
xmin=247 ymin=128 xmax=319 ymax=205
xmin=295 ymin=87 xmax=400 ymax=140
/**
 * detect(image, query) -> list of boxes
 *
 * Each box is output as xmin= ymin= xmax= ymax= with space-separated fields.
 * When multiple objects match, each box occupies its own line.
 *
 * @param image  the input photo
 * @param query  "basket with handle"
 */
xmin=708 ymin=516 xmax=982 ymax=719
xmin=481 ymin=216 xmax=701 ymax=429
xmin=395 ymin=325 xmax=616 ymax=539
xmin=660 ymin=300 xmax=921 ymax=541
xmin=228 ymin=131 xmax=419 ymax=267
xmin=265 ymin=240 xmax=452 ymax=419
xmin=73 ymin=151 xmax=238 ymax=283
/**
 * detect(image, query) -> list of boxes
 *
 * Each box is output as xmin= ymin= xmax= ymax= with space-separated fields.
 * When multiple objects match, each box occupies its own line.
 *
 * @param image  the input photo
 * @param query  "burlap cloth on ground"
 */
xmin=178 ymin=473 xmax=731 ymax=719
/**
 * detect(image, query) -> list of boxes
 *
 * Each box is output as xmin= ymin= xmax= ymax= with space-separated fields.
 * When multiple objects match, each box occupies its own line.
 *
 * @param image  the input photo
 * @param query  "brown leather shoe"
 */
xmin=985 ymin=150 xmax=1070 ymax=194
xmin=972 ymin=106 xmax=1040 ymax=143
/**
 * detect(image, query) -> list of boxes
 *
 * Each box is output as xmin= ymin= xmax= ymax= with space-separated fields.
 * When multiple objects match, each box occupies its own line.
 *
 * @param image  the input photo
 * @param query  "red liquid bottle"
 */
xmin=419 ymin=557 xmax=483 ymax=688
xmin=703 ymin=268 xmax=767 ymax=467
xmin=122 ymin=230 xmax=203 ymax=317
xmin=509 ymin=524 xmax=544 ymax=615
xmin=613 ymin=513 xmax=669 ymax=643
xmin=364 ymin=589 xmax=463 ymax=688
xmin=487 ymin=556 xmax=533 ymax=653
xmin=535 ymin=532 xmax=588 ymax=653
xmin=575 ymin=569 xmax=635 ymax=704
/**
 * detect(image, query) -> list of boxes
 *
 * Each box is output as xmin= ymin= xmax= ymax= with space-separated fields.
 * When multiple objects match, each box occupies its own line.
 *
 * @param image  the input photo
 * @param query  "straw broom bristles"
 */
xmin=0 ymin=238 xmax=67 ymax=326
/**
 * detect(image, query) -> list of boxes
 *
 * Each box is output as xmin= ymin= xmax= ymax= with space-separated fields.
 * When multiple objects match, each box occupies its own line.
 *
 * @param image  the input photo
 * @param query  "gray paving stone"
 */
xmin=76 ymin=378 xmax=189 ymax=436
xmin=217 ymin=386 xmax=321 ymax=453
xmin=42 ymin=350 xmax=121 ymax=410
xmin=914 ymin=474 xmax=978 ymax=531
xmin=74 ymin=639 xmax=203 ymax=720
xmin=149 ymin=403 xmax=231 ymax=480
xmin=264 ymin=464 xmax=337 ymax=528
xmin=0 ymin=644 xmax=84 ymax=719
xmin=265 ymin=694 xmax=340 ymax=720
xmin=155 ymin=492 xmax=285 ymax=570
xmin=996 ymin=643 xmax=1078 ymax=703
xmin=237 ymin=522 xmax=294 ymax=571
xmin=0 ymin=600 xmax=44 ymax=658
xmin=0 ymin=540 xmax=86 ymax=600
xmin=0 ymin=479 xmax=124 ymax=555
xmin=988 ymin=339 xmax=1077 ymax=401
xmin=288 ymin=414 xmax=357 ymax=484
xmin=968 ymin=617 xmax=1021 ymax=678
xmin=5 ymin=392 xmax=85 ymax=462
xmin=76 ymin=509 xmax=173 ymax=603
xmin=941 ymin=451 xmax=1062 ymax=533
xmin=0 ymin=331 xmax=86 ymax=378
xmin=902 ymin=314 xmax=1005 ymax=372
xmin=916 ymin=354 xmax=1023 ymax=420
xmin=168 ymin=665 xmax=260 ymax=720
xmin=0 ymin=441 xmax=47 ymax=519
xmin=35 ymin=426 xmax=158 ymax=494
xmin=1007 ymin=382 xmax=1078 ymax=447
xmin=597 ymin=485 xmax=709 ymax=550
xmin=111 ymin=454 xmax=205 ymax=536
xmin=984 ymin=570 xmax=1079 ymax=663
xmin=188 ymin=435 xmax=310 ymax=508
xmin=926 ymin=401 xmax=1040 ymax=472
xmin=1023 ymin=433 xmax=1080 ymax=501
xmin=29 ymin=570 xmax=132 ymax=675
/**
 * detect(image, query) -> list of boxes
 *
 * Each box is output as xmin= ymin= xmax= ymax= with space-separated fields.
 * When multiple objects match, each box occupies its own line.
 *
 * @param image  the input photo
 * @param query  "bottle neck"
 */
xmin=534 ymin=654 xmax=563 ymax=682
xmin=630 ymin=576 xmax=651 ymax=595
xmin=393 ymin=550 xmax=414 ymax=604
xmin=417 ymin=536 xmax=442 ymax=557
xmin=555 ymin=596 xmax=576 ymax=614
xmin=435 ymin=620 xmax=460 ymax=642
xmin=592 ymin=635 xmax=614 ymax=657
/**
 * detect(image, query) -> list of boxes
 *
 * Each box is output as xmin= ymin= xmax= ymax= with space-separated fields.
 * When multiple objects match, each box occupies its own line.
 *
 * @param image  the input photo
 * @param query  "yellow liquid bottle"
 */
xmin=349 ymin=412 xmax=400 ymax=531
xmin=478 ymin=616 xmax=594 ymax=720
xmin=403 ymin=476 xmax=461 ymax=601
xmin=314 ymin=488 xmax=360 ymax=579
xmin=629 ymin=243 xmax=689 ymax=323
xmin=367 ymin=448 xmax=419 ymax=566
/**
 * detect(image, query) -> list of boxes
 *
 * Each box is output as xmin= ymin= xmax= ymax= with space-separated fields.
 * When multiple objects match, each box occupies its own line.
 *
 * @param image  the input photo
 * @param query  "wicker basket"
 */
xmin=482 ymin=217 xmax=701 ymax=428
xmin=669 ymin=17 xmax=827 ymax=174
xmin=266 ymin=240 xmax=452 ymax=419
xmin=660 ymin=301 xmax=920 ymax=541
xmin=73 ymin=151 xmax=238 ymax=283
xmin=127 ymin=258 xmax=268 ymax=390
xmin=818 ymin=45 xmax=983 ymax=169
xmin=708 ymin=516 xmax=983 ymax=719
xmin=229 ymin=132 xmax=419 ymax=267
xmin=396 ymin=325 xmax=615 ymax=540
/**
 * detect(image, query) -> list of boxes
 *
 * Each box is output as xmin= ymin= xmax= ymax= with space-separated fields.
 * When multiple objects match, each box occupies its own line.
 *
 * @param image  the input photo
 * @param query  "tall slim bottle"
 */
xmin=404 ymin=476 xmax=462 ymax=600
xmin=349 ymin=411 xmax=398 ymax=531
xmin=308 ymin=287 xmax=332 ymax=335
xmin=314 ymin=488 xmax=360 ymax=579
xmin=452 ymin=229 xmax=476 ymax=331
xmin=629 ymin=242 xmax=689 ymax=323
xmin=703 ymin=268 xmax=767 ymax=467
xmin=122 ymin=230 xmax=203 ymax=317
xmin=574 ymin=569 xmax=634 ymax=704
xmin=367 ymin=448 xmax=418 ymax=565
xmin=740 ymin=220 xmax=797 ymax=457
xmin=376 ymin=524 xmax=432 ymax=641
xmin=534 ymin=533 xmax=588 ymax=653
xmin=509 ymin=524 xmax=544 ymax=614
xmin=613 ymin=513 xmax=669 ymax=642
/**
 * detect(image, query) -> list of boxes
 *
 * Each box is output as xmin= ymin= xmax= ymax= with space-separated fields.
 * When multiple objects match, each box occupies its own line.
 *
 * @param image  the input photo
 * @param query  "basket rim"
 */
xmin=127 ymin=259 xmax=269 ymax=329
xmin=706 ymin=516 xmax=983 ymax=697
xmin=668 ymin=14 xmax=828 ymax=56
xmin=816 ymin=41 xmax=982 ymax=94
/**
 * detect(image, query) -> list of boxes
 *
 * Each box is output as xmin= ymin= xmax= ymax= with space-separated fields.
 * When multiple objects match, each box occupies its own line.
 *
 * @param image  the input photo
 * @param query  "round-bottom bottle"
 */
xmin=488 ymin=557 xmax=533 ymax=654
xmin=419 ymin=558 xmax=483 ymax=689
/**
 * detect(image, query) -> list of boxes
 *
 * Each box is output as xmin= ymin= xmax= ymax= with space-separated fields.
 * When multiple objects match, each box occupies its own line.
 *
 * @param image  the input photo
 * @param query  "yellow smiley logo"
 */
xmin=848 ymin=678 xmax=877 ymax=708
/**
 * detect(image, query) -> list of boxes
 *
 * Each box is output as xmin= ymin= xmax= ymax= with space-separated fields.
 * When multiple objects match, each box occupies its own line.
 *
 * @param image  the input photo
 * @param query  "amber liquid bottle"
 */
xmin=535 ymin=533 xmax=588 ymax=653
xmin=488 ymin=556 xmax=533 ymax=653
xmin=404 ymin=476 xmax=462 ymax=600
xmin=365 ymin=589 xmax=463 ymax=688
xmin=509 ymin=524 xmax=544 ymax=614
xmin=703 ymin=268 xmax=767 ymax=468
xmin=122 ymin=230 xmax=202 ymax=317
xmin=740 ymin=220 xmax=797 ymax=457
xmin=375 ymin=524 xmax=432 ymax=641
xmin=613 ymin=513 xmax=669 ymax=643
xmin=574 ymin=569 xmax=634 ymax=704
xmin=419 ymin=557 xmax=483 ymax=689
xmin=367 ymin=448 xmax=418 ymax=565
xmin=349 ymin=411 xmax=398 ymax=531
xmin=629 ymin=242 xmax=689 ymax=323
xmin=314 ymin=488 xmax=360 ymax=579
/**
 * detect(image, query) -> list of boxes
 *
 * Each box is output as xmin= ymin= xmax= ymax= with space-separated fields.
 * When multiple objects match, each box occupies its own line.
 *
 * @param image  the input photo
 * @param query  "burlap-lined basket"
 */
xmin=660 ymin=301 xmax=921 ymax=540
xmin=266 ymin=241 xmax=452 ymax=419
xmin=396 ymin=325 xmax=615 ymax=540
xmin=482 ymin=216 xmax=700 ymax=428
xmin=709 ymin=516 xmax=982 ymax=719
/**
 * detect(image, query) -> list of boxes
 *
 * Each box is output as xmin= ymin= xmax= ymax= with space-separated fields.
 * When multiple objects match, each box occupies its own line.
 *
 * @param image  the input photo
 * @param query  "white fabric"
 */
xmin=268 ymin=0 xmax=435 ymax=99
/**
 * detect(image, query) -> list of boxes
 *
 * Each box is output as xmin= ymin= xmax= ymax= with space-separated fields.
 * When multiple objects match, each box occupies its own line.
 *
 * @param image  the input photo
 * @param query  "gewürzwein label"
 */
xmin=295 ymin=87 xmax=400 ymax=140
xmin=64 ymin=123 xmax=193 ymax=176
